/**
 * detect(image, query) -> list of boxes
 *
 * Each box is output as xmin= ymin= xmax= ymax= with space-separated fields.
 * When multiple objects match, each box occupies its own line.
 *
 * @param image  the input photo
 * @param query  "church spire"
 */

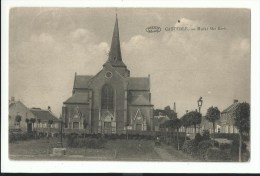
xmin=104 ymin=13 xmax=126 ymax=67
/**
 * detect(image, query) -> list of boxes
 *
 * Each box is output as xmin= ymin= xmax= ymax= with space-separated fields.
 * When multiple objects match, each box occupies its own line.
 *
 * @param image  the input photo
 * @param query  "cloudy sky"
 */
xmin=9 ymin=8 xmax=250 ymax=117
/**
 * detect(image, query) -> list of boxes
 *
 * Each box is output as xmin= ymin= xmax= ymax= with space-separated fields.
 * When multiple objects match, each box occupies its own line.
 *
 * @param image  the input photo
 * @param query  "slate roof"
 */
xmin=103 ymin=59 xmax=126 ymax=68
xmin=153 ymin=115 xmax=170 ymax=126
xmin=72 ymin=74 xmax=150 ymax=91
xmin=64 ymin=93 xmax=89 ymax=104
xmin=154 ymin=109 xmax=167 ymax=116
xmin=73 ymin=75 xmax=93 ymax=89
xmin=222 ymin=102 xmax=240 ymax=114
xmin=129 ymin=95 xmax=152 ymax=106
xmin=127 ymin=77 xmax=150 ymax=91
xmin=30 ymin=109 xmax=59 ymax=122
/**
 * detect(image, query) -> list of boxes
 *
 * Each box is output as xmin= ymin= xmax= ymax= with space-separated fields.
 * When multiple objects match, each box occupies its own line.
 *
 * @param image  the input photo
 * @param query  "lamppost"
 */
xmin=197 ymin=97 xmax=203 ymax=113
xmin=197 ymin=97 xmax=203 ymax=133
xmin=57 ymin=117 xmax=64 ymax=148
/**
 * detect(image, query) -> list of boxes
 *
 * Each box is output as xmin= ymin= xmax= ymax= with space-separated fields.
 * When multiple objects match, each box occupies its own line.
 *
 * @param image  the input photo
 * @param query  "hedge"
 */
xmin=197 ymin=140 xmax=214 ymax=160
xmin=211 ymin=133 xmax=249 ymax=141
xmin=66 ymin=135 xmax=107 ymax=149
xmin=9 ymin=131 xmax=38 ymax=143
xmin=182 ymin=139 xmax=197 ymax=156
xmin=206 ymin=147 xmax=231 ymax=161
xmin=230 ymin=138 xmax=248 ymax=161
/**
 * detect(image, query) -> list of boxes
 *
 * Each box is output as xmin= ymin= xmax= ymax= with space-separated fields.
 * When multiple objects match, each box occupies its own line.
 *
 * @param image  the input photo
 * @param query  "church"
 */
xmin=62 ymin=15 xmax=154 ymax=134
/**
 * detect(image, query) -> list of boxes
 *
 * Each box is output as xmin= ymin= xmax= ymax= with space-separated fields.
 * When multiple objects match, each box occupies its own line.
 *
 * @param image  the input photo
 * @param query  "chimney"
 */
xmin=233 ymin=99 xmax=238 ymax=104
xmin=48 ymin=106 xmax=51 ymax=112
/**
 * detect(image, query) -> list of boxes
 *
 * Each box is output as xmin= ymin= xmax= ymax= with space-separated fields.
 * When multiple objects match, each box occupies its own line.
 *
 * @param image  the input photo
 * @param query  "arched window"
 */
xmin=101 ymin=84 xmax=114 ymax=111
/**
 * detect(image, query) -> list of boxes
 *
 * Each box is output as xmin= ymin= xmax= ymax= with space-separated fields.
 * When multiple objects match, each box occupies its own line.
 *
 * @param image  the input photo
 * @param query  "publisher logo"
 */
xmin=146 ymin=26 xmax=161 ymax=33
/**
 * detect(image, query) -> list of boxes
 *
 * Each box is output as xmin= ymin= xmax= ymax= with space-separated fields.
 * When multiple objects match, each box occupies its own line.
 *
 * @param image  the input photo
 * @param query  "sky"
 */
xmin=9 ymin=8 xmax=250 ymax=117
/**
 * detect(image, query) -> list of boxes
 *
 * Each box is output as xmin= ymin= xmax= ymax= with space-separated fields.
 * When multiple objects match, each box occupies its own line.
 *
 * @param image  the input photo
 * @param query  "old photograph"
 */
xmin=8 ymin=8 xmax=250 ymax=162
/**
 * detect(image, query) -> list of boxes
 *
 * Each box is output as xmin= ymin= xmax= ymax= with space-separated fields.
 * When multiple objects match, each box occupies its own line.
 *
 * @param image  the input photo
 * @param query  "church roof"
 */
xmin=73 ymin=75 xmax=93 ymax=89
xmin=127 ymin=77 xmax=150 ymax=90
xmin=222 ymin=102 xmax=240 ymax=114
xmin=30 ymin=109 xmax=59 ymax=122
xmin=129 ymin=95 xmax=152 ymax=106
xmin=64 ymin=93 xmax=89 ymax=104
xmin=103 ymin=14 xmax=126 ymax=68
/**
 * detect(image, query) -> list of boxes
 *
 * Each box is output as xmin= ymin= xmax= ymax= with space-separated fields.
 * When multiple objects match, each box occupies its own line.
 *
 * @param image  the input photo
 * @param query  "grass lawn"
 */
xmin=9 ymin=137 xmax=160 ymax=161
xmin=106 ymin=139 xmax=161 ymax=160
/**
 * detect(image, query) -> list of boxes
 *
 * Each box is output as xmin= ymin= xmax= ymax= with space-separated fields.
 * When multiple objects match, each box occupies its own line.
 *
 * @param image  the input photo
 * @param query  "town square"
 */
xmin=8 ymin=8 xmax=250 ymax=162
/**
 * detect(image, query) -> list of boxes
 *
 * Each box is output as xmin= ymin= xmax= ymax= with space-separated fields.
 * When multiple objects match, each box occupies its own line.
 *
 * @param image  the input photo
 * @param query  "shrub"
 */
xmin=194 ymin=133 xmax=203 ymax=144
xmin=197 ymin=140 xmax=214 ymax=160
xmin=172 ymin=136 xmax=186 ymax=150
xmin=66 ymin=137 xmax=107 ymax=149
xmin=9 ymin=131 xmax=36 ymax=143
xmin=182 ymin=139 xmax=197 ymax=156
xmin=230 ymin=138 xmax=247 ymax=161
xmin=202 ymin=130 xmax=211 ymax=141
xmin=206 ymin=147 xmax=231 ymax=161
xmin=219 ymin=143 xmax=231 ymax=150
xmin=242 ymin=149 xmax=250 ymax=162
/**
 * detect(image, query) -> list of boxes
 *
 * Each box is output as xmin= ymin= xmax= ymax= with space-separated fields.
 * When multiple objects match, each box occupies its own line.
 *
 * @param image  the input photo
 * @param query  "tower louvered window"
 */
xmin=101 ymin=84 xmax=114 ymax=111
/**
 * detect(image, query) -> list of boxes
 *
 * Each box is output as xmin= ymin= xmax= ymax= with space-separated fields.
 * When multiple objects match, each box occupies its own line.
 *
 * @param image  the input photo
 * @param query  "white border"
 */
xmin=2 ymin=0 xmax=260 ymax=173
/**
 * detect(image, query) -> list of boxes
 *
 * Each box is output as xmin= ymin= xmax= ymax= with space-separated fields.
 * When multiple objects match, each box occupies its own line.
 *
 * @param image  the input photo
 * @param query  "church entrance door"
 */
xmin=73 ymin=122 xmax=79 ymax=129
xmin=136 ymin=124 xmax=142 ymax=131
xmin=104 ymin=122 xmax=112 ymax=134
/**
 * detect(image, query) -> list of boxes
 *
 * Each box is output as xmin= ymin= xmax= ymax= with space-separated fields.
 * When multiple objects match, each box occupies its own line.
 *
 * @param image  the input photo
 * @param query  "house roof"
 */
xmin=154 ymin=109 xmax=167 ymax=116
xmin=72 ymin=74 xmax=150 ymax=91
xmin=222 ymin=102 xmax=240 ymax=114
xmin=129 ymin=95 xmax=152 ymax=106
xmin=30 ymin=109 xmax=59 ymax=122
xmin=153 ymin=115 xmax=170 ymax=126
xmin=73 ymin=75 xmax=93 ymax=89
xmin=64 ymin=93 xmax=89 ymax=104
xmin=127 ymin=77 xmax=150 ymax=90
xmin=9 ymin=100 xmax=26 ymax=108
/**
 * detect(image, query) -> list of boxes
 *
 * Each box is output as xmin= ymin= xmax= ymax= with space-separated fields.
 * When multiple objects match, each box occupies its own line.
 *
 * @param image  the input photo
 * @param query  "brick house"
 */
xmin=9 ymin=97 xmax=59 ymax=132
xmin=200 ymin=99 xmax=240 ymax=134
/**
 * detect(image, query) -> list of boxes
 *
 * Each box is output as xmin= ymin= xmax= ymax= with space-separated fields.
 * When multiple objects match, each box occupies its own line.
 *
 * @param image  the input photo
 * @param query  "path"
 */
xmin=154 ymin=146 xmax=173 ymax=161
xmin=154 ymin=143 xmax=197 ymax=161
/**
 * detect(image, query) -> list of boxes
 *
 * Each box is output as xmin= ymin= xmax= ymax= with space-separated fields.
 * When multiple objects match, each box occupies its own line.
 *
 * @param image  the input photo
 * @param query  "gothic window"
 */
xmin=101 ymin=84 xmax=114 ymax=111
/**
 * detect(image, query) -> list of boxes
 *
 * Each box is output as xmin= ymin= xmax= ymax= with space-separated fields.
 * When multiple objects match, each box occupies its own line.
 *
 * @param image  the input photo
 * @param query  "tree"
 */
xmin=180 ymin=114 xmax=191 ymax=140
xmin=25 ymin=118 xmax=30 ymax=131
xmin=30 ymin=118 xmax=36 ymax=131
xmin=160 ymin=120 xmax=172 ymax=143
xmin=188 ymin=111 xmax=202 ymax=134
xmin=15 ymin=115 xmax=22 ymax=129
xmin=47 ymin=119 xmax=54 ymax=154
xmin=205 ymin=106 xmax=220 ymax=141
xmin=37 ymin=119 xmax=41 ymax=135
xmin=37 ymin=119 xmax=41 ymax=128
xmin=25 ymin=118 xmax=30 ymax=124
xmin=164 ymin=106 xmax=177 ymax=120
xmin=233 ymin=102 xmax=250 ymax=162
xmin=83 ymin=118 xmax=88 ymax=138
xmin=171 ymin=118 xmax=181 ymax=150
xmin=48 ymin=119 xmax=54 ymax=137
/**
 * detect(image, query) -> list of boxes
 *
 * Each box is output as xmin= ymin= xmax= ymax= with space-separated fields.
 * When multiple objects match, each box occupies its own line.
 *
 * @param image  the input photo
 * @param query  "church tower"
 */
xmin=63 ymin=13 xmax=153 ymax=134
xmin=103 ymin=14 xmax=130 ymax=77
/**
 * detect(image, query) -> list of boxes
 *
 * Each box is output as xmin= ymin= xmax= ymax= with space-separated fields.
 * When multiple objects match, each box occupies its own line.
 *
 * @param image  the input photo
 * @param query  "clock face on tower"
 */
xmin=105 ymin=71 xmax=112 ymax=78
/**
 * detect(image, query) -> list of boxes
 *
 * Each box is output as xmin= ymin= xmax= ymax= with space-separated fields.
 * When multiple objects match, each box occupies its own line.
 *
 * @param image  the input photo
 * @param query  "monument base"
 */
xmin=52 ymin=148 xmax=66 ymax=156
